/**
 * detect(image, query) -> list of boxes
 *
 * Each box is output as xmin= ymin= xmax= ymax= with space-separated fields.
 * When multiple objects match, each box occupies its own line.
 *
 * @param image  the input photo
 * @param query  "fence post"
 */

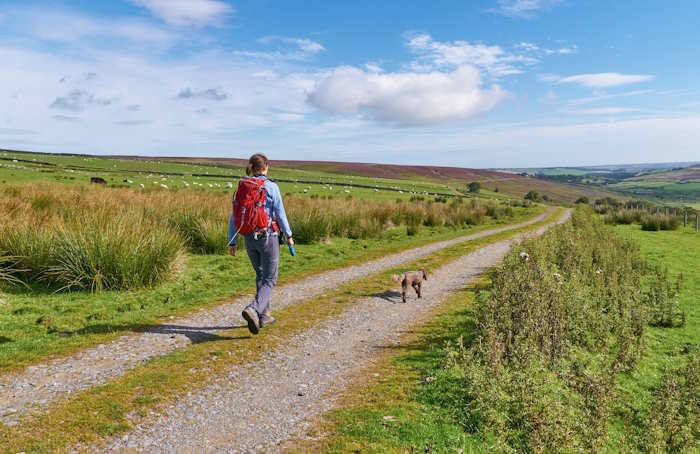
xmin=696 ymin=213 xmax=699 ymax=232
xmin=684 ymin=209 xmax=687 ymax=227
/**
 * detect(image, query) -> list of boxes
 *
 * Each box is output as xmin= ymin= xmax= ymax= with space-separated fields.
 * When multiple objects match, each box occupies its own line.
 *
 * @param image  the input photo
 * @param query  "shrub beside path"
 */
xmin=0 ymin=208 xmax=555 ymax=424
xmin=96 ymin=208 xmax=571 ymax=452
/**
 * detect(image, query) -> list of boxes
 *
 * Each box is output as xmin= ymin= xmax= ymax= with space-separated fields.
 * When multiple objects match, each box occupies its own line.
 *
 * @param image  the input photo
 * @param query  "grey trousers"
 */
xmin=243 ymin=233 xmax=280 ymax=316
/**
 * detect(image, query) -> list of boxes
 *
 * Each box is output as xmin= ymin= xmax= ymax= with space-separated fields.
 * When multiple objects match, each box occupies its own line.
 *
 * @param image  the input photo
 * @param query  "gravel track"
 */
xmin=0 ymin=208 xmax=555 ymax=424
xmin=96 ymin=209 xmax=570 ymax=453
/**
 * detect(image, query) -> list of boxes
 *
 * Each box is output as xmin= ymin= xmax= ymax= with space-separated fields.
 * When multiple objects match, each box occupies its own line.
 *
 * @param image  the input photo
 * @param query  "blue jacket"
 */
xmin=228 ymin=175 xmax=292 ymax=246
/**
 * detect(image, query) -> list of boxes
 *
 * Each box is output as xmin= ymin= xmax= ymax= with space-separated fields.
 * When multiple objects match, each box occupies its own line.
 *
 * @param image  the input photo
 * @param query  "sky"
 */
xmin=1 ymin=0 xmax=699 ymax=168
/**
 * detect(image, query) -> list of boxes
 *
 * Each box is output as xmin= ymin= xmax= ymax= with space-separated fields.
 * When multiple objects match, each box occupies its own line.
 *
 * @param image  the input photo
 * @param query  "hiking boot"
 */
xmin=242 ymin=306 xmax=260 ymax=335
xmin=259 ymin=312 xmax=276 ymax=328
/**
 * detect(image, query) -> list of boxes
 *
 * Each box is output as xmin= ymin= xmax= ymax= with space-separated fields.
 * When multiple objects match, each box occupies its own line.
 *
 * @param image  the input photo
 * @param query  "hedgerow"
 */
xmin=443 ymin=207 xmax=693 ymax=452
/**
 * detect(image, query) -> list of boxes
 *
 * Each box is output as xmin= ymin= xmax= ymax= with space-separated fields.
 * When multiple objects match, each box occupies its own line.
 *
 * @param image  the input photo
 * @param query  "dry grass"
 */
xmin=0 ymin=183 xmax=515 ymax=291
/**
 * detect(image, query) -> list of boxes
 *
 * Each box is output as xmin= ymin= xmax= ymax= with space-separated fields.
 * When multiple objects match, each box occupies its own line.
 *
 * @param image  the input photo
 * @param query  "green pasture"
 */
xmin=0 ymin=149 xmax=456 ymax=199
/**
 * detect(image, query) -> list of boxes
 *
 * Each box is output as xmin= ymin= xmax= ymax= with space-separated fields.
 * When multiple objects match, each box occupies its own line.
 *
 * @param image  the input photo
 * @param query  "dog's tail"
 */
xmin=391 ymin=273 xmax=402 ymax=283
xmin=420 ymin=268 xmax=428 ymax=280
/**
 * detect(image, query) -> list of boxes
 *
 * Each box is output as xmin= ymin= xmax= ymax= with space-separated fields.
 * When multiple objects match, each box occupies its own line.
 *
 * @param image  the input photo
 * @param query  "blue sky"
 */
xmin=1 ymin=0 xmax=699 ymax=167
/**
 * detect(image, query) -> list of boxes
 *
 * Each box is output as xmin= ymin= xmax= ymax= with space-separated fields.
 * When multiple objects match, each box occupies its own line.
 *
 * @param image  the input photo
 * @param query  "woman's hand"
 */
xmin=228 ymin=245 xmax=237 ymax=256
xmin=287 ymin=236 xmax=294 ymax=247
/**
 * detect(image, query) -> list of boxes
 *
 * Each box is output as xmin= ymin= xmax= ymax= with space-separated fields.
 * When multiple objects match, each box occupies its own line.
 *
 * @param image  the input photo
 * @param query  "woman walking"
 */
xmin=228 ymin=153 xmax=294 ymax=334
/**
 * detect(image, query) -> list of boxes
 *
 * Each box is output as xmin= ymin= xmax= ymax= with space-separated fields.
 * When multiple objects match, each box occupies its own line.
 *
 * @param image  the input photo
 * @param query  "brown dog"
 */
xmin=391 ymin=269 xmax=428 ymax=303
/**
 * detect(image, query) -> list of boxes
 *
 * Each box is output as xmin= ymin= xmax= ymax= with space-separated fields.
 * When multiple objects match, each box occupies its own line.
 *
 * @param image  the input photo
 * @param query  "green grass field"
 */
xmin=300 ymin=218 xmax=699 ymax=453
xmin=1 ymin=148 xmax=623 ymax=204
xmin=0 ymin=149 xmax=457 ymax=200
xmin=612 ymin=224 xmax=700 ymax=438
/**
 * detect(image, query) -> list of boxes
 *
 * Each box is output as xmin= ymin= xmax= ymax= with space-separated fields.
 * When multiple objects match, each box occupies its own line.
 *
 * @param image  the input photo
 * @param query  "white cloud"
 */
xmin=0 ymin=44 xmax=316 ymax=155
xmin=515 ymin=42 xmax=539 ymax=52
xmin=548 ymin=72 xmax=654 ymax=89
xmin=17 ymin=8 xmax=176 ymax=46
xmin=259 ymin=36 xmax=325 ymax=54
xmin=492 ymin=0 xmax=563 ymax=19
xmin=555 ymin=46 xmax=577 ymax=54
xmin=575 ymin=107 xmax=641 ymax=115
xmin=406 ymin=33 xmax=536 ymax=77
xmin=307 ymin=65 xmax=506 ymax=126
xmin=569 ymin=89 xmax=655 ymax=106
xmin=129 ymin=0 xmax=233 ymax=27
xmin=236 ymin=36 xmax=325 ymax=62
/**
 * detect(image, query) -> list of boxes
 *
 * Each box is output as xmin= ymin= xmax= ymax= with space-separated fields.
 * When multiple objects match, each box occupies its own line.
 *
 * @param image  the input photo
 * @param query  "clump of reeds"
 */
xmin=1 ymin=209 xmax=182 ymax=292
xmin=0 ymin=184 xmax=185 ymax=291
xmin=284 ymin=195 xmax=509 ymax=243
xmin=641 ymin=214 xmax=680 ymax=231
xmin=0 ymin=182 xmax=517 ymax=291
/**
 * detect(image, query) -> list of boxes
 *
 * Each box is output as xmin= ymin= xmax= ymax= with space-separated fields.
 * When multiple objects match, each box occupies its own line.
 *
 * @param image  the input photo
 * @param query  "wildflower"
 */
xmin=596 ymin=268 xmax=603 ymax=275
xmin=553 ymin=272 xmax=562 ymax=281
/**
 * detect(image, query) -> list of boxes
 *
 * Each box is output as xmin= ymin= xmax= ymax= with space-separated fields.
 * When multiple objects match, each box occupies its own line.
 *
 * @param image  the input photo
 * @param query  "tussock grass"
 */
xmin=641 ymin=213 xmax=680 ymax=231
xmin=1 ymin=185 xmax=185 ymax=291
xmin=598 ymin=200 xmax=690 ymax=232
xmin=0 ymin=183 xmax=516 ymax=291
xmin=285 ymin=196 xmax=510 ymax=243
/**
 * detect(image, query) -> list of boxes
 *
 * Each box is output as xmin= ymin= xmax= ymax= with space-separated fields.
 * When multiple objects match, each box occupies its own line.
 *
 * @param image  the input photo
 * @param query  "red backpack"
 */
xmin=232 ymin=177 xmax=269 ymax=236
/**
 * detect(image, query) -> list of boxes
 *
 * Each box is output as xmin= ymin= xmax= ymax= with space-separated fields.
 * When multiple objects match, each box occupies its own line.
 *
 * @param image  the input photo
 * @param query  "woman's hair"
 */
xmin=246 ymin=153 xmax=269 ymax=176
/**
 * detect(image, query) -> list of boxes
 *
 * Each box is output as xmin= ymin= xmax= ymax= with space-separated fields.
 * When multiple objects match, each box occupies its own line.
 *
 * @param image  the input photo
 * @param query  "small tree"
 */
xmin=525 ymin=190 xmax=541 ymax=202
xmin=468 ymin=182 xmax=481 ymax=193
xmin=542 ymin=194 xmax=550 ymax=202
xmin=575 ymin=196 xmax=589 ymax=204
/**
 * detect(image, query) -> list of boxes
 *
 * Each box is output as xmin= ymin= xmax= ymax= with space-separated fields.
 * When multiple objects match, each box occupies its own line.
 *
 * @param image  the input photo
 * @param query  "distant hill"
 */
xmin=625 ymin=164 xmax=700 ymax=183
xmin=499 ymin=161 xmax=700 ymax=204
xmin=501 ymin=162 xmax=700 ymax=176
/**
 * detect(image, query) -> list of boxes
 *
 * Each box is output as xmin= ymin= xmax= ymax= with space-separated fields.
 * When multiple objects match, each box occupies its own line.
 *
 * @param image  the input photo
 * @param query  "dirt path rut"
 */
xmin=96 ymin=209 xmax=571 ymax=453
xmin=0 ymin=208 xmax=555 ymax=424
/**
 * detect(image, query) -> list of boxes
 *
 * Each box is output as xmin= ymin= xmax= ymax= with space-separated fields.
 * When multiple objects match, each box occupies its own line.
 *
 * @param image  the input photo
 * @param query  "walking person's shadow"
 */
xmin=63 ymin=322 xmax=252 ymax=343
xmin=146 ymin=324 xmax=251 ymax=343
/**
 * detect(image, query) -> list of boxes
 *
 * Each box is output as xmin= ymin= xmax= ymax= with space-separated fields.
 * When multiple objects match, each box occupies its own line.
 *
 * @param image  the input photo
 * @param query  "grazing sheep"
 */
xmin=391 ymin=269 xmax=428 ymax=303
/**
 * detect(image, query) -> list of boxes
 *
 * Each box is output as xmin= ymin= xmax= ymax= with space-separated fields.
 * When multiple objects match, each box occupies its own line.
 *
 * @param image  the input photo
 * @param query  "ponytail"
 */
xmin=247 ymin=153 xmax=269 ymax=176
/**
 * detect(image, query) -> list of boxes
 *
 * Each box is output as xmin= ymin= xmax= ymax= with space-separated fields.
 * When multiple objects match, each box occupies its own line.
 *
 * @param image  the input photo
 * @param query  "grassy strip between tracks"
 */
xmin=0 ymin=208 xmax=564 ymax=453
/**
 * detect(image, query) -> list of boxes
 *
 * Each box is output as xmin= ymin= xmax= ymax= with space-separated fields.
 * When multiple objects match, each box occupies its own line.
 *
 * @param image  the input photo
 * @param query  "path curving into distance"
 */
xmin=97 ymin=209 xmax=571 ymax=452
xmin=0 ymin=208 xmax=556 ymax=424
